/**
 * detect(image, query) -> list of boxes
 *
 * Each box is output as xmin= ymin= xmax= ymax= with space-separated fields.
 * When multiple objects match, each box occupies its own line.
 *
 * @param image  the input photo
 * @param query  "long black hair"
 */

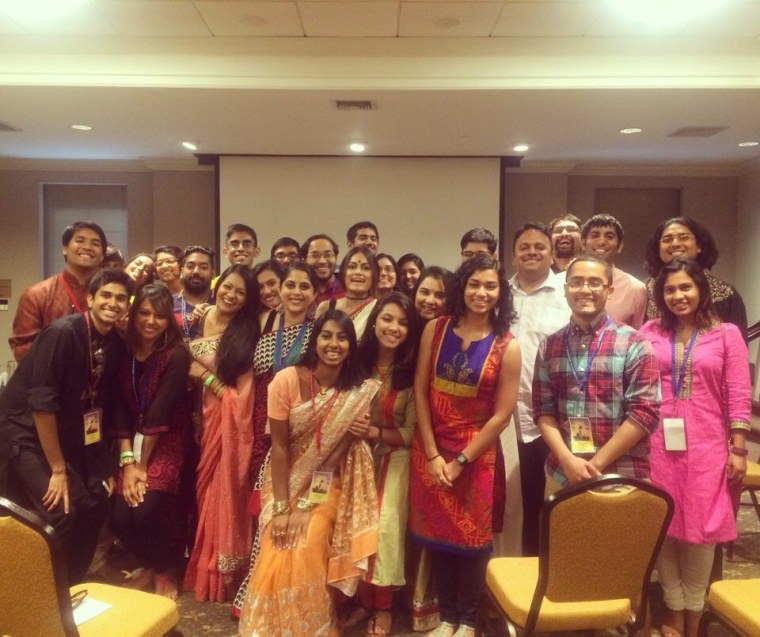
xmin=126 ymin=283 xmax=184 ymax=353
xmin=357 ymin=292 xmax=419 ymax=389
xmin=450 ymin=254 xmax=516 ymax=337
xmin=654 ymin=258 xmax=718 ymax=333
xmin=643 ymin=216 xmax=719 ymax=277
xmin=214 ymin=264 xmax=260 ymax=385
xmin=300 ymin=309 xmax=364 ymax=390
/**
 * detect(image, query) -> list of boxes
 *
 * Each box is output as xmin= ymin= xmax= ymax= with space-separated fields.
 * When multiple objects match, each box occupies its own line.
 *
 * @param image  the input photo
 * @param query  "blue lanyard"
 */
xmin=273 ymin=319 xmax=309 ymax=372
xmin=563 ymin=319 xmax=610 ymax=393
xmin=671 ymin=329 xmax=698 ymax=399
xmin=180 ymin=295 xmax=192 ymax=340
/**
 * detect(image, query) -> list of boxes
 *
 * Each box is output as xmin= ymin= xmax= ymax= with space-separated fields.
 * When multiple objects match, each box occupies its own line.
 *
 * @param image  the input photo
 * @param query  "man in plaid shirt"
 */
xmin=533 ymin=256 xmax=660 ymax=486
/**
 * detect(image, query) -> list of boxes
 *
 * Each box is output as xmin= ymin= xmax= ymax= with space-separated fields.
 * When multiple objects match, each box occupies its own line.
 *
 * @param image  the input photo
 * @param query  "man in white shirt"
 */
xmin=508 ymin=222 xmax=570 ymax=555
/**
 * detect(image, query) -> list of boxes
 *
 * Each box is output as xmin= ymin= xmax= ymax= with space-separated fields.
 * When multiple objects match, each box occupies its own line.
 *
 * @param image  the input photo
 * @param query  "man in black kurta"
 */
xmin=0 ymin=268 xmax=131 ymax=583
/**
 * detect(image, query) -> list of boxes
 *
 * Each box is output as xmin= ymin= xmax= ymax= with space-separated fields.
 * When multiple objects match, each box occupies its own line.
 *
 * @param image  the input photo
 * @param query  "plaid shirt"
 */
xmin=532 ymin=312 xmax=660 ymax=485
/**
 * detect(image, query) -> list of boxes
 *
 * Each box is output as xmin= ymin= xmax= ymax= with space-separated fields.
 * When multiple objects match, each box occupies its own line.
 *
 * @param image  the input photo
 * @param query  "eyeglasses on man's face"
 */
xmin=566 ymin=277 xmax=609 ymax=292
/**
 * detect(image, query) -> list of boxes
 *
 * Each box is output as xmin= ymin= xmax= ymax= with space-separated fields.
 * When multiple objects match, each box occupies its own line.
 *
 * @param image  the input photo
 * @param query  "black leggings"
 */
xmin=110 ymin=490 xmax=182 ymax=575
xmin=433 ymin=549 xmax=491 ymax=628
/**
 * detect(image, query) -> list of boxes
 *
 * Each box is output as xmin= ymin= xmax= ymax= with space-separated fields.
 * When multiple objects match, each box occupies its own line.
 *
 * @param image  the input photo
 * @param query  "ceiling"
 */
xmin=0 ymin=0 xmax=759 ymax=170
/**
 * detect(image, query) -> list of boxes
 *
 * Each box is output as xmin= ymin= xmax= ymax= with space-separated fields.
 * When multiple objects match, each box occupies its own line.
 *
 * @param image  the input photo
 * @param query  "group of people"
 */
xmin=0 ymin=213 xmax=751 ymax=637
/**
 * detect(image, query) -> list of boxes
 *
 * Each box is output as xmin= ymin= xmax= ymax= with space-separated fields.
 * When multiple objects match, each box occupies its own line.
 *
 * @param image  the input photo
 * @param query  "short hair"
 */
xmin=460 ymin=227 xmax=497 ymax=253
xmin=346 ymin=221 xmax=379 ymax=243
xmin=581 ymin=214 xmax=624 ymax=243
xmin=225 ymin=223 xmax=257 ymax=245
xmin=654 ymin=258 xmax=717 ymax=332
xmin=270 ymin=236 xmax=301 ymax=258
xmin=181 ymin=245 xmax=215 ymax=267
xmin=451 ymin=254 xmax=515 ymax=337
xmin=126 ymin=283 xmax=184 ymax=352
xmin=397 ymin=253 xmax=425 ymax=272
xmin=153 ymin=245 xmax=182 ymax=261
xmin=643 ymin=216 xmax=719 ymax=277
xmin=339 ymin=247 xmax=379 ymax=292
xmin=512 ymin=222 xmax=552 ymax=252
xmin=549 ymin=213 xmax=582 ymax=233
xmin=565 ymin=255 xmax=613 ymax=286
xmin=87 ymin=267 xmax=133 ymax=296
xmin=283 ymin=261 xmax=320 ymax=291
xmin=103 ymin=244 xmax=124 ymax=268
xmin=252 ymin=259 xmax=285 ymax=282
xmin=301 ymin=234 xmax=339 ymax=259
xmin=62 ymin=221 xmax=107 ymax=251
xmin=300 ymin=309 xmax=365 ymax=390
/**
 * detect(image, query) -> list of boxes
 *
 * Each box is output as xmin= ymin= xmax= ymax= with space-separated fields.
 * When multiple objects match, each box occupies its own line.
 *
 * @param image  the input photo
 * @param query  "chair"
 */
xmin=0 ymin=496 xmax=179 ymax=637
xmin=726 ymin=458 xmax=760 ymax=561
xmin=698 ymin=578 xmax=760 ymax=636
xmin=483 ymin=474 xmax=674 ymax=636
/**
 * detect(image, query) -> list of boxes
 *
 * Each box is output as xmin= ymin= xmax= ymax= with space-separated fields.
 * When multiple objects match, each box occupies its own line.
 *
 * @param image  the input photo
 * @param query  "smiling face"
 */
xmin=125 ymin=255 xmax=154 ymax=286
xmin=551 ymin=220 xmax=582 ymax=259
xmin=415 ymin=275 xmax=446 ymax=321
xmin=215 ymin=272 xmax=247 ymax=316
xmin=376 ymin=257 xmax=397 ymax=295
xmin=399 ymin=261 xmax=421 ymax=292
xmin=257 ymin=268 xmax=281 ymax=310
xmin=154 ymin=251 xmax=180 ymax=284
xmin=62 ymin=228 xmax=104 ymax=273
xmin=223 ymin=231 xmax=259 ymax=267
xmin=663 ymin=269 xmax=700 ymax=323
xmin=374 ymin=302 xmax=410 ymax=353
xmin=564 ymin=259 xmax=613 ymax=324
xmin=344 ymin=252 xmax=373 ymax=297
xmin=305 ymin=238 xmax=337 ymax=283
xmin=583 ymin=225 xmax=623 ymax=264
xmin=280 ymin=269 xmax=315 ymax=317
xmin=350 ymin=226 xmax=379 ymax=253
xmin=512 ymin=228 xmax=552 ymax=283
xmin=133 ymin=298 xmax=169 ymax=346
xmin=315 ymin=319 xmax=350 ymax=368
xmin=659 ymin=222 xmax=701 ymax=265
xmin=87 ymin=282 xmax=130 ymax=334
xmin=463 ymin=268 xmax=500 ymax=315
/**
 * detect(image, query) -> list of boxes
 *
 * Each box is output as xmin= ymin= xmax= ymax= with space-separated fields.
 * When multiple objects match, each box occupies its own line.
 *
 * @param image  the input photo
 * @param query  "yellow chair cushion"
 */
xmin=744 ymin=460 xmax=760 ymax=488
xmin=70 ymin=583 xmax=178 ymax=637
xmin=708 ymin=579 xmax=760 ymax=636
xmin=486 ymin=557 xmax=631 ymax=632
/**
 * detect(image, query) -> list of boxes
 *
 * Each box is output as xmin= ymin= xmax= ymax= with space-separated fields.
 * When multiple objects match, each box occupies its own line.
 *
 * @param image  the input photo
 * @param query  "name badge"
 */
xmin=83 ymin=408 xmax=102 ymax=445
xmin=568 ymin=417 xmax=595 ymax=454
xmin=308 ymin=471 xmax=333 ymax=504
xmin=663 ymin=417 xmax=687 ymax=451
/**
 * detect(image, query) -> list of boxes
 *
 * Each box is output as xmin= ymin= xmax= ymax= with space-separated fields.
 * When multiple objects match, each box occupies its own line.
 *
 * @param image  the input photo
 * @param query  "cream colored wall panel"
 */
xmin=399 ymin=1 xmax=504 ymax=37
xmin=680 ymin=3 xmax=760 ymax=37
xmin=194 ymin=1 xmax=304 ymax=36
xmin=298 ymin=2 xmax=399 ymax=37
xmin=7 ymin=10 xmax=117 ymax=35
xmin=491 ymin=2 xmax=596 ymax=37
xmin=97 ymin=0 xmax=212 ymax=36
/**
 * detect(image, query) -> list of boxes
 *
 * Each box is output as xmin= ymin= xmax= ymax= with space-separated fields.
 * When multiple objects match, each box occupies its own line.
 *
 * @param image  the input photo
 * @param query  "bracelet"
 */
xmin=203 ymin=373 xmax=216 ymax=388
xmin=119 ymin=450 xmax=135 ymax=460
xmin=119 ymin=456 xmax=136 ymax=468
xmin=272 ymin=500 xmax=290 ymax=516
xmin=296 ymin=497 xmax=315 ymax=511
xmin=426 ymin=453 xmax=440 ymax=462
xmin=730 ymin=446 xmax=748 ymax=456
xmin=214 ymin=384 xmax=225 ymax=398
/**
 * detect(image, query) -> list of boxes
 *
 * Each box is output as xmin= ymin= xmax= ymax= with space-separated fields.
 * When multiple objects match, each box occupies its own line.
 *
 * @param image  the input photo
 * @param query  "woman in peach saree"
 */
xmin=238 ymin=309 xmax=380 ymax=637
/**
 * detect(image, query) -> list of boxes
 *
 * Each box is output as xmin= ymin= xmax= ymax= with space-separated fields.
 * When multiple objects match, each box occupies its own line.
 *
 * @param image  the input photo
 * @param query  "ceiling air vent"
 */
xmin=335 ymin=100 xmax=376 ymax=111
xmin=0 ymin=120 xmax=22 ymax=132
xmin=667 ymin=126 xmax=727 ymax=138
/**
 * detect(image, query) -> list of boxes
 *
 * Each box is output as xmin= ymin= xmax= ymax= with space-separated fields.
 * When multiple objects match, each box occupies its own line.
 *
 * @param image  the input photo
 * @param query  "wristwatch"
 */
xmin=455 ymin=452 xmax=469 ymax=467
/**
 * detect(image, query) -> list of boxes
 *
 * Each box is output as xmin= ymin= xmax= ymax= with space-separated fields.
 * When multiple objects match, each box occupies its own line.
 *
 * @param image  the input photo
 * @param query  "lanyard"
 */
xmin=273 ymin=318 xmax=309 ymax=372
xmin=563 ymin=318 xmax=610 ymax=393
xmin=131 ymin=357 xmax=151 ymax=425
xmin=60 ymin=274 xmax=84 ymax=313
xmin=308 ymin=369 xmax=341 ymax=459
xmin=671 ymin=328 xmax=699 ymax=399
xmin=83 ymin=312 xmax=104 ymax=406
xmin=180 ymin=295 xmax=193 ymax=340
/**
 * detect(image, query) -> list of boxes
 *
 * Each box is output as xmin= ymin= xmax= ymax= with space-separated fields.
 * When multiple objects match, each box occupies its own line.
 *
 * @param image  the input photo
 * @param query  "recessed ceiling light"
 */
xmin=349 ymin=143 xmax=365 ymax=153
xmin=606 ymin=0 xmax=728 ymax=26
xmin=513 ymin=144 xmax=529 ymax=153
xmin=182 ymin=141 xmax=198 ymax=151
xmin=70 ymin=124 xmax=92 ymax=131
xmin=738 ymin=141 xmax=759 ymax=148
xmin=620 ymin=128 xmax=643 ymax=134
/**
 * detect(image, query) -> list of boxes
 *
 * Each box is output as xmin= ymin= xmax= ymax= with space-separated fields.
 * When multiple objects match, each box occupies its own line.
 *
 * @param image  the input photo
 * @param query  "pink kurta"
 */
xmin=640 ymin=320 xmax=750 ymax=543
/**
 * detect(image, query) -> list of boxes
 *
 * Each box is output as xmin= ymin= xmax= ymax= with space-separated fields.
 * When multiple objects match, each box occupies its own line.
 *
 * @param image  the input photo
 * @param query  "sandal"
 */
xmin=426 ymin=621 xmax=457 ymax=637
xmin=365 ymin=609 xmax=392 ymax=637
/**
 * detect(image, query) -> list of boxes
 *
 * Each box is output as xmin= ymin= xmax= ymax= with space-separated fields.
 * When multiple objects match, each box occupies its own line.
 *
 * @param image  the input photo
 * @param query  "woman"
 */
xmin=153 ymin=245 xmax=183 ymax=295
xmin=640 ymin=258 xmax=750 ymax=637
xmin=184 ymin=264 xmax=259 ymax=602
xmin=110 ymin=284 xmax=191 ymax=600
xmin=253 ymin=259 xmax=284 ymax=313
xmin=375 ymin=253 xmax=399 ymax=298
xmin=643 ymin=216 xmax=748 ymax=341
xmin=124 ymin=252 xmax=155 ymax=292
xmin=347 ymin=293 xmax=419 ymax=637
xmin=316 ymin=246 xmax=378 ymax=339
xmin=414 ymin=266 xmax=453 ymax=323
xmin=238 ymin=310 xmax=381 ymax=637
xmin=409 ymin=255 xmax=520 ymax=637
xmin=397 ymin=253 xmax=425 ymax=296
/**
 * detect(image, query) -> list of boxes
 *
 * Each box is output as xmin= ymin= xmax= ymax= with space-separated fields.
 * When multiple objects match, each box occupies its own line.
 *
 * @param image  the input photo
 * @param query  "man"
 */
xmin=302 ymin=234 xmax=345 ymax=309
xmin=9 ymin=221 xmax=107 ymax=361
xmin=548 ymin=214 xmax=583 ymax=273
xmin=581 ymin=213 xmax=647 ymax=328
xmin=533 ymin=256 xmax=660 ymax=489
xmin=0 ymin=269 xmax=132 ymax=583
xmin=222 ymin=223 xmax=260 ymax=268
xmin=346 ymin=221 xmax=379 ymax=253
xmin=508 ymin=223 xmax=570 ymax=556
xmin=173 ymin=245 xmax=215 ymax=341
xmin=270 ymin=236 xmax=301 ymax=267
xmin=460 ymin=227 xmax=497 ymax=262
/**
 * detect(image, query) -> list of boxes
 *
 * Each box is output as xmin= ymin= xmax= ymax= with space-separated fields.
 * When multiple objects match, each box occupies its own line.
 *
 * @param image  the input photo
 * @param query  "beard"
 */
xmin=554 ymin=240 xmax=578 ymax=259
xmin=183 ymin=275 xmax=210 ymax=295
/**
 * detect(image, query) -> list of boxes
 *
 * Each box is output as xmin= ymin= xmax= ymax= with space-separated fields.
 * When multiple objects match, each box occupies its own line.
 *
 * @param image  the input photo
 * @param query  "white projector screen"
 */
xmin=219 ymin=156 xmax=502 ymax=272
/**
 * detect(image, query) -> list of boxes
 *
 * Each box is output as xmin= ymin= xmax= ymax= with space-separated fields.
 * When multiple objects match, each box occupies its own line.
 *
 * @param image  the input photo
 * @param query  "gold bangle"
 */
xmin=296 ymin=497 xmax=314 ymax=511
xmin=272 ymin=500 xmax=290 ymax=516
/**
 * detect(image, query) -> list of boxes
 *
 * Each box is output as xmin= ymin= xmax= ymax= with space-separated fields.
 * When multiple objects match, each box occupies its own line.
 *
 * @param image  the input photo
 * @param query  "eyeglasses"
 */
xmin=273 ymin=251 xmax=300 ymax=261
xmin=566 ymin=277 xmax=609 ymax=292
xmin=307 ymin=251 xmax=335 ymax=261
xmin=660 ymin=233 xmax=695 ymax=244
xmin=227 ymin=240 xmax=255 ymax=250
xmin=552 ymin=224 xmax=580 ymax=235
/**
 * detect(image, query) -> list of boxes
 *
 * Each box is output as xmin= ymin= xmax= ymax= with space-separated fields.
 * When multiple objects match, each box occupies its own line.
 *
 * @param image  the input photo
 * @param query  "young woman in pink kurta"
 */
xmin=640 ymin=258 xmax=750 ymax=637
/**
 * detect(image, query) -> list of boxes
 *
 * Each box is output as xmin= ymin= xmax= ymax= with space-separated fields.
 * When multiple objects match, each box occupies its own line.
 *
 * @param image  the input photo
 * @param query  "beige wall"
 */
xmin=0 ymin=168 xmax=214 ymax=357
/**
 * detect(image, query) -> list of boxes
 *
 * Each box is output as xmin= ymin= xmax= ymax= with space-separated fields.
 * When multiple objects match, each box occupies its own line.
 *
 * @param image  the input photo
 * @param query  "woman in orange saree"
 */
xmin=238 ymin=309 xmax=380 ymax=637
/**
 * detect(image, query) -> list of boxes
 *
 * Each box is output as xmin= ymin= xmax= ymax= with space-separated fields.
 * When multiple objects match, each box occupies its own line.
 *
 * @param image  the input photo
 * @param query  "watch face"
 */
xmin=456 ymin=452 xmax=468 ymax=466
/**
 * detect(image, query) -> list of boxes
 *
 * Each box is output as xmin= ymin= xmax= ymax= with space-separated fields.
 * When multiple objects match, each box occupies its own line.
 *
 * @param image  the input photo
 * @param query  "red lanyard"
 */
xmin=308 ymin=369 xmax=340 ymax=458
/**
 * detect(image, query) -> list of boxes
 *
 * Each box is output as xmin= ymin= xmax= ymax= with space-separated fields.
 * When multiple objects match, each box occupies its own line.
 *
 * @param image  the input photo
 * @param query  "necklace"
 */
xmin=310 ymin=370 xmax=333 ymax=396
